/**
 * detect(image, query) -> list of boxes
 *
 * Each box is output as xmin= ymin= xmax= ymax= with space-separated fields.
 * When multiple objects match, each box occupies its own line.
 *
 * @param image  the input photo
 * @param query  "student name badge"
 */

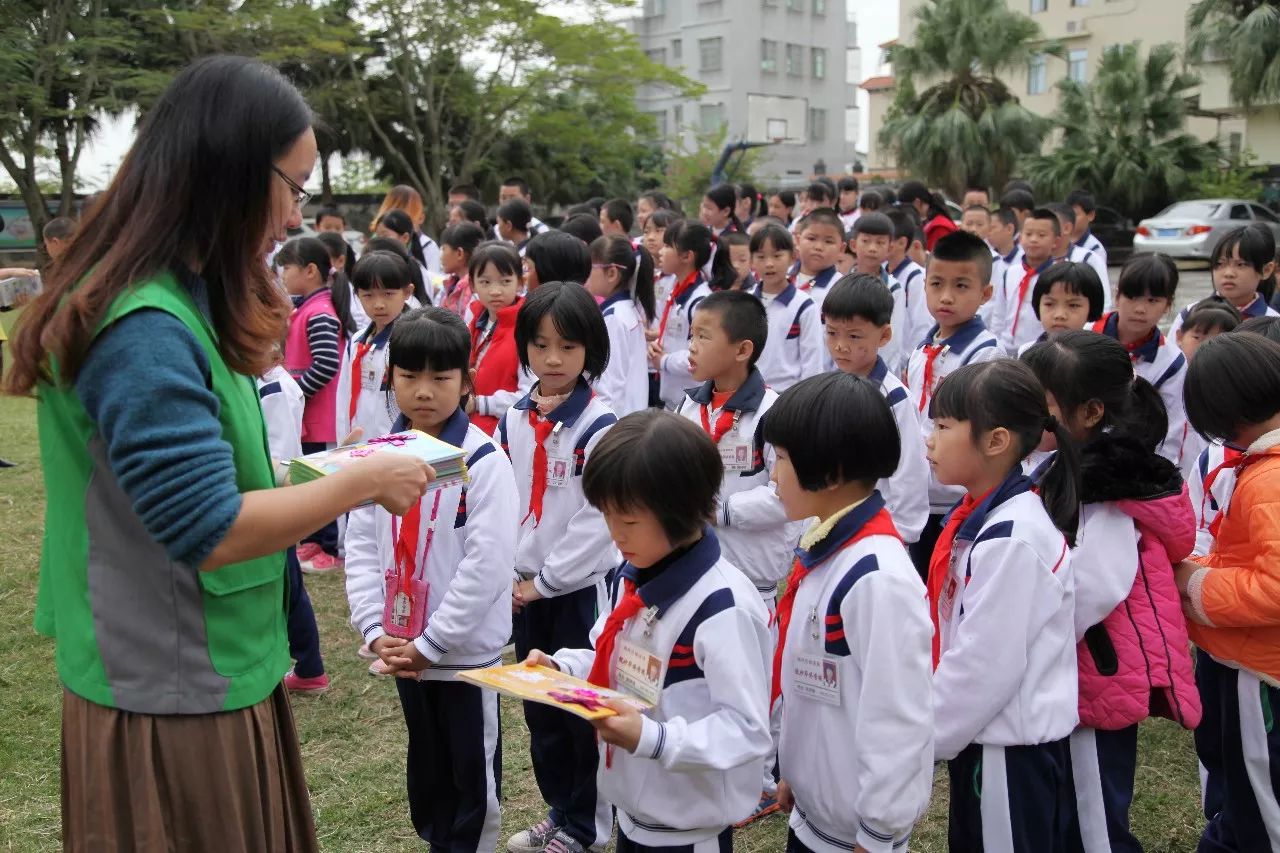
xmin=668 ymin=314 xmax=686 ymax=341
xmin=546 ymin=453 xmax=572 ymax=488
xmin=720 ymin=433 xmax=752 ymax=473
xmin=615 ymin=635 xmax=665 ymax=707
xmin=791 ymin=652 xmax=842 ymax=707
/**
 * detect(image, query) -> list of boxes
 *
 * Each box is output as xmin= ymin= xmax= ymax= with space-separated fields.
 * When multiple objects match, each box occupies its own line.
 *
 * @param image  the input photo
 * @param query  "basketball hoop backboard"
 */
xmin=747 ymin=94 xmax=808 ymax=146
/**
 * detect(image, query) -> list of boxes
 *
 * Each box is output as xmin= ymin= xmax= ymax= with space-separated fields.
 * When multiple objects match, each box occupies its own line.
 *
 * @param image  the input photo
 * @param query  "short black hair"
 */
xmin=964 ymin=184 xmax=991 ymax=199
xmin=763 ymin=372 xmax=899 ymax=489
xmin=858 ymin=189 xmax=883 ymax=211
xmin=1065 ymin=189 xmax=1096 ymax=214
xmin=837 ymin=176 xmax=859 ymax=192
xmin=468 ymin=241 xmax=523 ymax=282
xmin=748 ymin=222 xmax=795 ymax=254
xmin=896 ymin=180 xmax=933 ymax=208
xmin=992 ymin=207 xmax=1018 ymax=230
xmin=928 ymin=230 xmax=994 ymax=283
xmin=497 ymin=198 xmax=533 ymax=232
xmin=883 ymin=207 xmax=920 ymax=244
xmin=1235 ymin=314 xmax=1280 ymax=341
xmin=805 ymin=181 xmax=834 ymax=204
xmin=449 ymin=183 xmax=481 ymax=200
xmin=963 ymin=204 xmax=991 ymax=219
xmin=454 ymin=199 xmax=488 ymax=227
xmin=314 ymin=206 xmax=345 ymax=228
xmin=560 ymin=213 xmax=604 ymax=247
xmin=440 ymin=222 xmax=486 ymax=256
xmin=1026 ymin=207 xmax=1062 ymax=236
xmin=999 ymin=188 xmax=1035 ymax=213
xmin=1185 ymin=333 xmax=1280 ymax=443
xmin=515 ymin=280 xmax=610 ymax=381
xmin=582 ymin=410 xmax=722 ymax=543
xmin=388 ymin=305 xmax=472 ymax=376
xmin=1116 ymin=252 xmax=1178 ymax=302
xmin=1032 ymin=262 xmax=1105 ymax=321
xmin=501 ymin=176 xmax=531 ymax=196
xmin=43 ymin=216 xmax=76 ymax=240
xmin=851 ymin=212 xmax=894 ymax=239
xmin=1211 ymin=224 xmax=1276 ymax=274
xmin=694 ymin=291 xmax=768 ymax=367
xmin=352 ymin=250 xmax=413 ymax=293
xmin=822 ymin=273 xmax=894 ymax=326
xmin=1183 ymin=299 xmax=1242 ymax=336
xmin=1045 ymin=201 xmax=1076 ymax=229
xmin=602 ymin=198 xmax=635 ymax=233
xmin=798 ymin=207 xmax=845 ymax=238
xmin=526 ymin=230 xmax=592 ymax=285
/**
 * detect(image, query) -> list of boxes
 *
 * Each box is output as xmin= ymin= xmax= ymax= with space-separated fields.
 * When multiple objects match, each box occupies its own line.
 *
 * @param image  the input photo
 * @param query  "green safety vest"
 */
xmin=35 ymin=272 xmax=288 ymax=713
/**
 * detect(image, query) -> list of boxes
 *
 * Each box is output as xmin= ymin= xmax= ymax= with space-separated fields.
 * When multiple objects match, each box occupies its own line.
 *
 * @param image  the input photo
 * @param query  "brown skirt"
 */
xmin=61 ymin=685 xmax=318 ymax=853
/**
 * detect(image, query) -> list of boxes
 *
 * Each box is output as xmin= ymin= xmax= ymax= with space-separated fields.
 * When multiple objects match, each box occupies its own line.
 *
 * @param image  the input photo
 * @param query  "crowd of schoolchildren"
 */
xmin=264 ymin=176 xmax=1280 ymax=853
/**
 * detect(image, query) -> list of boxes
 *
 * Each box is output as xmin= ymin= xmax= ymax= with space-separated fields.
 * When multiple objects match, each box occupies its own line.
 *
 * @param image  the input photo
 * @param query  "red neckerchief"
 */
xmin=1011 ymin=260 xmax=1041 ymax=339
xmin=1202 ymin=446 xmax=1247 ymax=539
xmin=699 ymin=390 xmax=737 ymax=443
xmin=918 ymin=343 xmax=947 ymax=412
xmin=926 ymin=488 xmax=991 ymax=668
xmin=771 ymin=508 xmax=901 ymax=704
xmin=522 ymin=410 xmax=557 ymax=527
xmin=657 ymin=271 xmax=700 ymax=342
xmin=349 ymin=339 xmax=375 ymax=421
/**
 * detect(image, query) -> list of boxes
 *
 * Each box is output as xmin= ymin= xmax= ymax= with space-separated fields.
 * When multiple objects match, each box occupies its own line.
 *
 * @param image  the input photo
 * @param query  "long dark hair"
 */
xmin=704 ymin=184 xmax=742 ymax=233
xmin=276 ymin=236 xmax=355 ymax=335
xmin=590 ymin=235 xmax=656 ymax=321
xmin=931 ymin=359 xmax=1082 ymax=545
xmin=5 ymin=55 xmax=310 ymax=394
xmin=377 ymin=209 xmax=428 ymax=271
xmin=668 ymin=221 xmax=735 ymax=292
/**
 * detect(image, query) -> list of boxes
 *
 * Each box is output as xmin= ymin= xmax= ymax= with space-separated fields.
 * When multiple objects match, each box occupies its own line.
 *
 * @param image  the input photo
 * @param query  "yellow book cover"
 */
xmin=457 ymin=664 xmax=652 ymax=721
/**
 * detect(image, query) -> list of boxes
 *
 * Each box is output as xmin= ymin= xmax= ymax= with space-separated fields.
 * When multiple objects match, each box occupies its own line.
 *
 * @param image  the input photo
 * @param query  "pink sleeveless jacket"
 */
xmin=1077 ymin=485 xmax=1202 ymax=731
xmin=285 ymin=288 xmax=342 ymax=443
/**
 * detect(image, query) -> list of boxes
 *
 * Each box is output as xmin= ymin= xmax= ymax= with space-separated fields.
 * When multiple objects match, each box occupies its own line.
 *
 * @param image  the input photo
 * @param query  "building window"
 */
xmin=813 ymin=0 xmax=827 ymax=12
xmin=1030 ymin=0 xmax=1047 ymax=11
xmin=646 ymin=0 xmax=666 ymax=14
xmin=646 ymin=48 xmax=667 ymax=65
xmin=1068 ymin=48 xmax=1088 ymax=84
xmin=786 ymin=43 xmax=804 ymax=76
xmin=1028 ymin=54 xmax=1047 ymax=94
xmin=700 ymin=103 xmax=726 ymax=133
xmin=812 ymin=47 xmax=827 ymax=79
xmin=1071 ymin=0 xmax=1088 ymax=5
xmin=650 ymin=110 xmax=668 ymax=137
xmin=809 ymin=107 xmax=827 ymax=142
xmin=674 ymin=104 xmax=684 ymax=128
xmin=761 ymin=39 xmax=778 ymax=73
xmin=672 ymin=39 xmax=682 ymax=61
xmin=762 ymin=0 xmax=777 ymax=5
xmin=786 ymin=0 xmax=802 ymax=10
xmin=699 ymin=37 xmax=723 ymax=72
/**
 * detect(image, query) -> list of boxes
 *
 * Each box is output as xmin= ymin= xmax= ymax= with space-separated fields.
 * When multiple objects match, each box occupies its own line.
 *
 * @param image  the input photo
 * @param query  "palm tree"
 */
xmin=879 ymin=0 xmax=1062 ymax=198
xmin=1188 ymin=0 xmax=1280 ymax=108
xmin=1025 ymin=43 xmax=1217 ymax=218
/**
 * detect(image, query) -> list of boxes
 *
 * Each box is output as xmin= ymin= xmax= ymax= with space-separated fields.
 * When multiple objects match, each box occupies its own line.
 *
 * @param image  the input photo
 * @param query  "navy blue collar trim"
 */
xmin=920 ymin=315 xmax=988 ymax=351
xmin=600 ymin=291 xmax=632 ymax=313
xmin=1024 ymin=256 xmax=1055 ymax=274
xmin=808 ymin=266 xmax=838 ymax=290
xmin=390 ymin=407 xmax=470 ymax=447
xmin=621 ymin=528 xmax=721 ymax=614
xmin=795 ymin=492 xmax=888 ymax=569
xmin=1241 ymin=293 xmax=1268 ymax=318
xmin=674 ymin=272 xmax=706 ymax=307
xmin=955 ymin=470 xmax=1034 ymax=542
xmin=754 ymin=281 xmax=798 ymax=306
xmin=1029 ymin=452 xmax=1056 ymax=485
xmin=358 ymin=321 xmax=396 ymax=346
xmin=512 ymin=377 xmax=594 ymax=427
xmin=867 ymin=356 xmax=889 ymax=386
xmin=1073 ymin=230 xmax=1092 ymax=249
xmin=1100 ymin=312 xmax=1162 ymax=362
xmin=1001 ymin=245 xmax=1021 ymax=265
xmin=890 ymin=258 xmax=916 ymax=280
xmin=686 ymin=368 xmax=767 ymax=412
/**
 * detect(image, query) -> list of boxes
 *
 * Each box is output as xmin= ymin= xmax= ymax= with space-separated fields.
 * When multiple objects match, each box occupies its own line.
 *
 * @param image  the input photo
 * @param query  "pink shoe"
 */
xmin=368 ymin=658 xmax=392 ymax=676
xmin=284 ymin=670 xmax=330 ymax=694
xmin=302 ymin=551 xmax=344 ymax=573
xmin=296 ymin=542 xmax=322 ymax=562
xmin=357 ymin=643 xmax=377 ymax=661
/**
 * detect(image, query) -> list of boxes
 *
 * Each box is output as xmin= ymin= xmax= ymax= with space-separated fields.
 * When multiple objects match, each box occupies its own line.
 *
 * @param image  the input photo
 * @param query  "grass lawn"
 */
xmin=0 ymin=307 xmax=1207 ymax=851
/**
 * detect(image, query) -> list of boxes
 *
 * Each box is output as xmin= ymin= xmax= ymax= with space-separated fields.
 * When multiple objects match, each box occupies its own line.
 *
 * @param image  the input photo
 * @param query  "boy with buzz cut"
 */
xmin=1066 ymin=188 xmax=1111 ymax=291
xmin=791 ymin=208 xmax=846 ymax=310
xmin=990 ymin=207 xmax=1060 ymax=353
xmin=822 ymin=274 xmax=929 ymax=544
xmin=675 ymin=290 xmax=805 ymax=823
xmin=904 ymin=230 xmax=1004 ymax=578
xmin=847 ymin=213 xmax=908 ymax=373
xmin=763 ymin=371 xmax=934 ymax=853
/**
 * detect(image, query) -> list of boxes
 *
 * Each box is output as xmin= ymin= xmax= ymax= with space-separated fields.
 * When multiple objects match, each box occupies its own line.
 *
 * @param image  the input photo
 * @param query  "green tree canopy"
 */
xmin=1188 ymin=0 xmax=1280 ymax=108
xmin=879 ymin=0 xmax=1061 ymax=198
xmin=1025 ymin=42 xmax=1216 ymax=218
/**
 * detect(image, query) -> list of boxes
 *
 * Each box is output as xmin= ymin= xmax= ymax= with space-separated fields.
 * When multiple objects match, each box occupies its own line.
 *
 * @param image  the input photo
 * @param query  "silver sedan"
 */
xmin=1133 ymin=199 xmax=1280 ymax=260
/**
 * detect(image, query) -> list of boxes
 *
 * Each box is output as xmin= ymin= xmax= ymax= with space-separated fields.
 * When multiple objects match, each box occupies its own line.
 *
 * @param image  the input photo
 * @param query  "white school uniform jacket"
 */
xmin=991 ymin=256 xmax=1055 ymax=352
xmin=596 ymin=292 xmax=651 ymax=417
xmin=904 ymin=316 xmax=1006 ymax=513
xmin=882 ymin=269 xmax=909 ymax=376
xmin=257 ymin=366 xmax=304 ymax=464
xmin=334 ymin=321 xmax=398 ymax=442
xmin=675 ymin=371 xmax=804 ymax=598
xmin=933 ymin=473 xmax=1078 ymax=761
xmin=749 ymin=281 xmax=826 ymax=392
xmin=499 ymin=380 xmax=617 ymax=598
xmin=795 ymin=265 xmax=840 ymax=313
xmin=1070 ymin=231 xmax=1112 ymax=312
xmin=552 ymin=532 xmax=772 ymax=846
xmin=887 ymin=257 xmax=929 ymax=365
xmin=657 ymin=273 xmax=713 ymax=409
xmin=1188 ymin=441 xmax=1238 ymax=558
xmin=345 ymin=409 xmax=519 ymax=677
xmin=778 ymin=494 xmax=934 ymax=853
xmin=867 ymin=357 xmax=929 ymax=543
xmin=1092 ymin=313 xmax=1188 ymax=465
xmin=981 ymin=244 xmax=1023 ymax=325
xmin=1165 ymin=292 xmax=1280 ymax=359
xmin=1072 ymin=501 xmax=1141 ymax=641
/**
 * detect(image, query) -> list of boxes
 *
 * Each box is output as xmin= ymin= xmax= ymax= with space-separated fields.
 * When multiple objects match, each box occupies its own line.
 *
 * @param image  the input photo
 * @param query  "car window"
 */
xmin=1094 ymin=207 xmax=1119 ymax=226
xmin=1249 ymin=204 xmax=1279 ymax=223
xmin=1230 ymin=204 xmax=1252 ymax=220
xmin=1159 ymin=202 xmax=1221 ymax=219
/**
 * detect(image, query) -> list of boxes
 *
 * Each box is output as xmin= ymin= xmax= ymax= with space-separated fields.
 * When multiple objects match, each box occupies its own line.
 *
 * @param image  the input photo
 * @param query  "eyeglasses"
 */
xmin=273 ymin=166 xmax=312 ymax=207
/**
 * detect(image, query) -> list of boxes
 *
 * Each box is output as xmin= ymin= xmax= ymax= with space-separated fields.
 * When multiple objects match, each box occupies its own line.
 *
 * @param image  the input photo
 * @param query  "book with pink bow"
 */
xmin=459 ymin=664 xmax=653 ymax=721
xmin=287 ymin=430 xmax=469 ymax=502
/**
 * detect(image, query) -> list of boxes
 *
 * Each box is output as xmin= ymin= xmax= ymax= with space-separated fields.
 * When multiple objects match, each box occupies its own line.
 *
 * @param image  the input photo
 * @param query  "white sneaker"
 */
xmin=508 ymin=818 xmax=561 ymax=853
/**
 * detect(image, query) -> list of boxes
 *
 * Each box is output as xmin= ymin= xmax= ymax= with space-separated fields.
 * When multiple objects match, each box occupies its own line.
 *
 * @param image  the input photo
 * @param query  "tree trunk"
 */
xmin=320 ymin=150 xmax=333 ymax=204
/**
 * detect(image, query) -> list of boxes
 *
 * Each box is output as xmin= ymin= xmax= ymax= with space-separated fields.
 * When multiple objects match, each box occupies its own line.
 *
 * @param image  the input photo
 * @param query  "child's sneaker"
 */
xmin=296 ymin=542 xmax=323 ymax=562
xmin=368 ymin=658 xmax=392 ymax=677
xmin=303 ymin=551 xmax=343 ymax=573
xmin=541 ymin=831 xmax=584 ymax=853
xmin=507 ymin=818 xmax=561 ymax=853
xmin=283 ymin=670 xmax=330 ymax=694
xmin=357 ymin=642 xmax=377 ymax=661
xmin=733 ymin=791 xmax=780 ymax=828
